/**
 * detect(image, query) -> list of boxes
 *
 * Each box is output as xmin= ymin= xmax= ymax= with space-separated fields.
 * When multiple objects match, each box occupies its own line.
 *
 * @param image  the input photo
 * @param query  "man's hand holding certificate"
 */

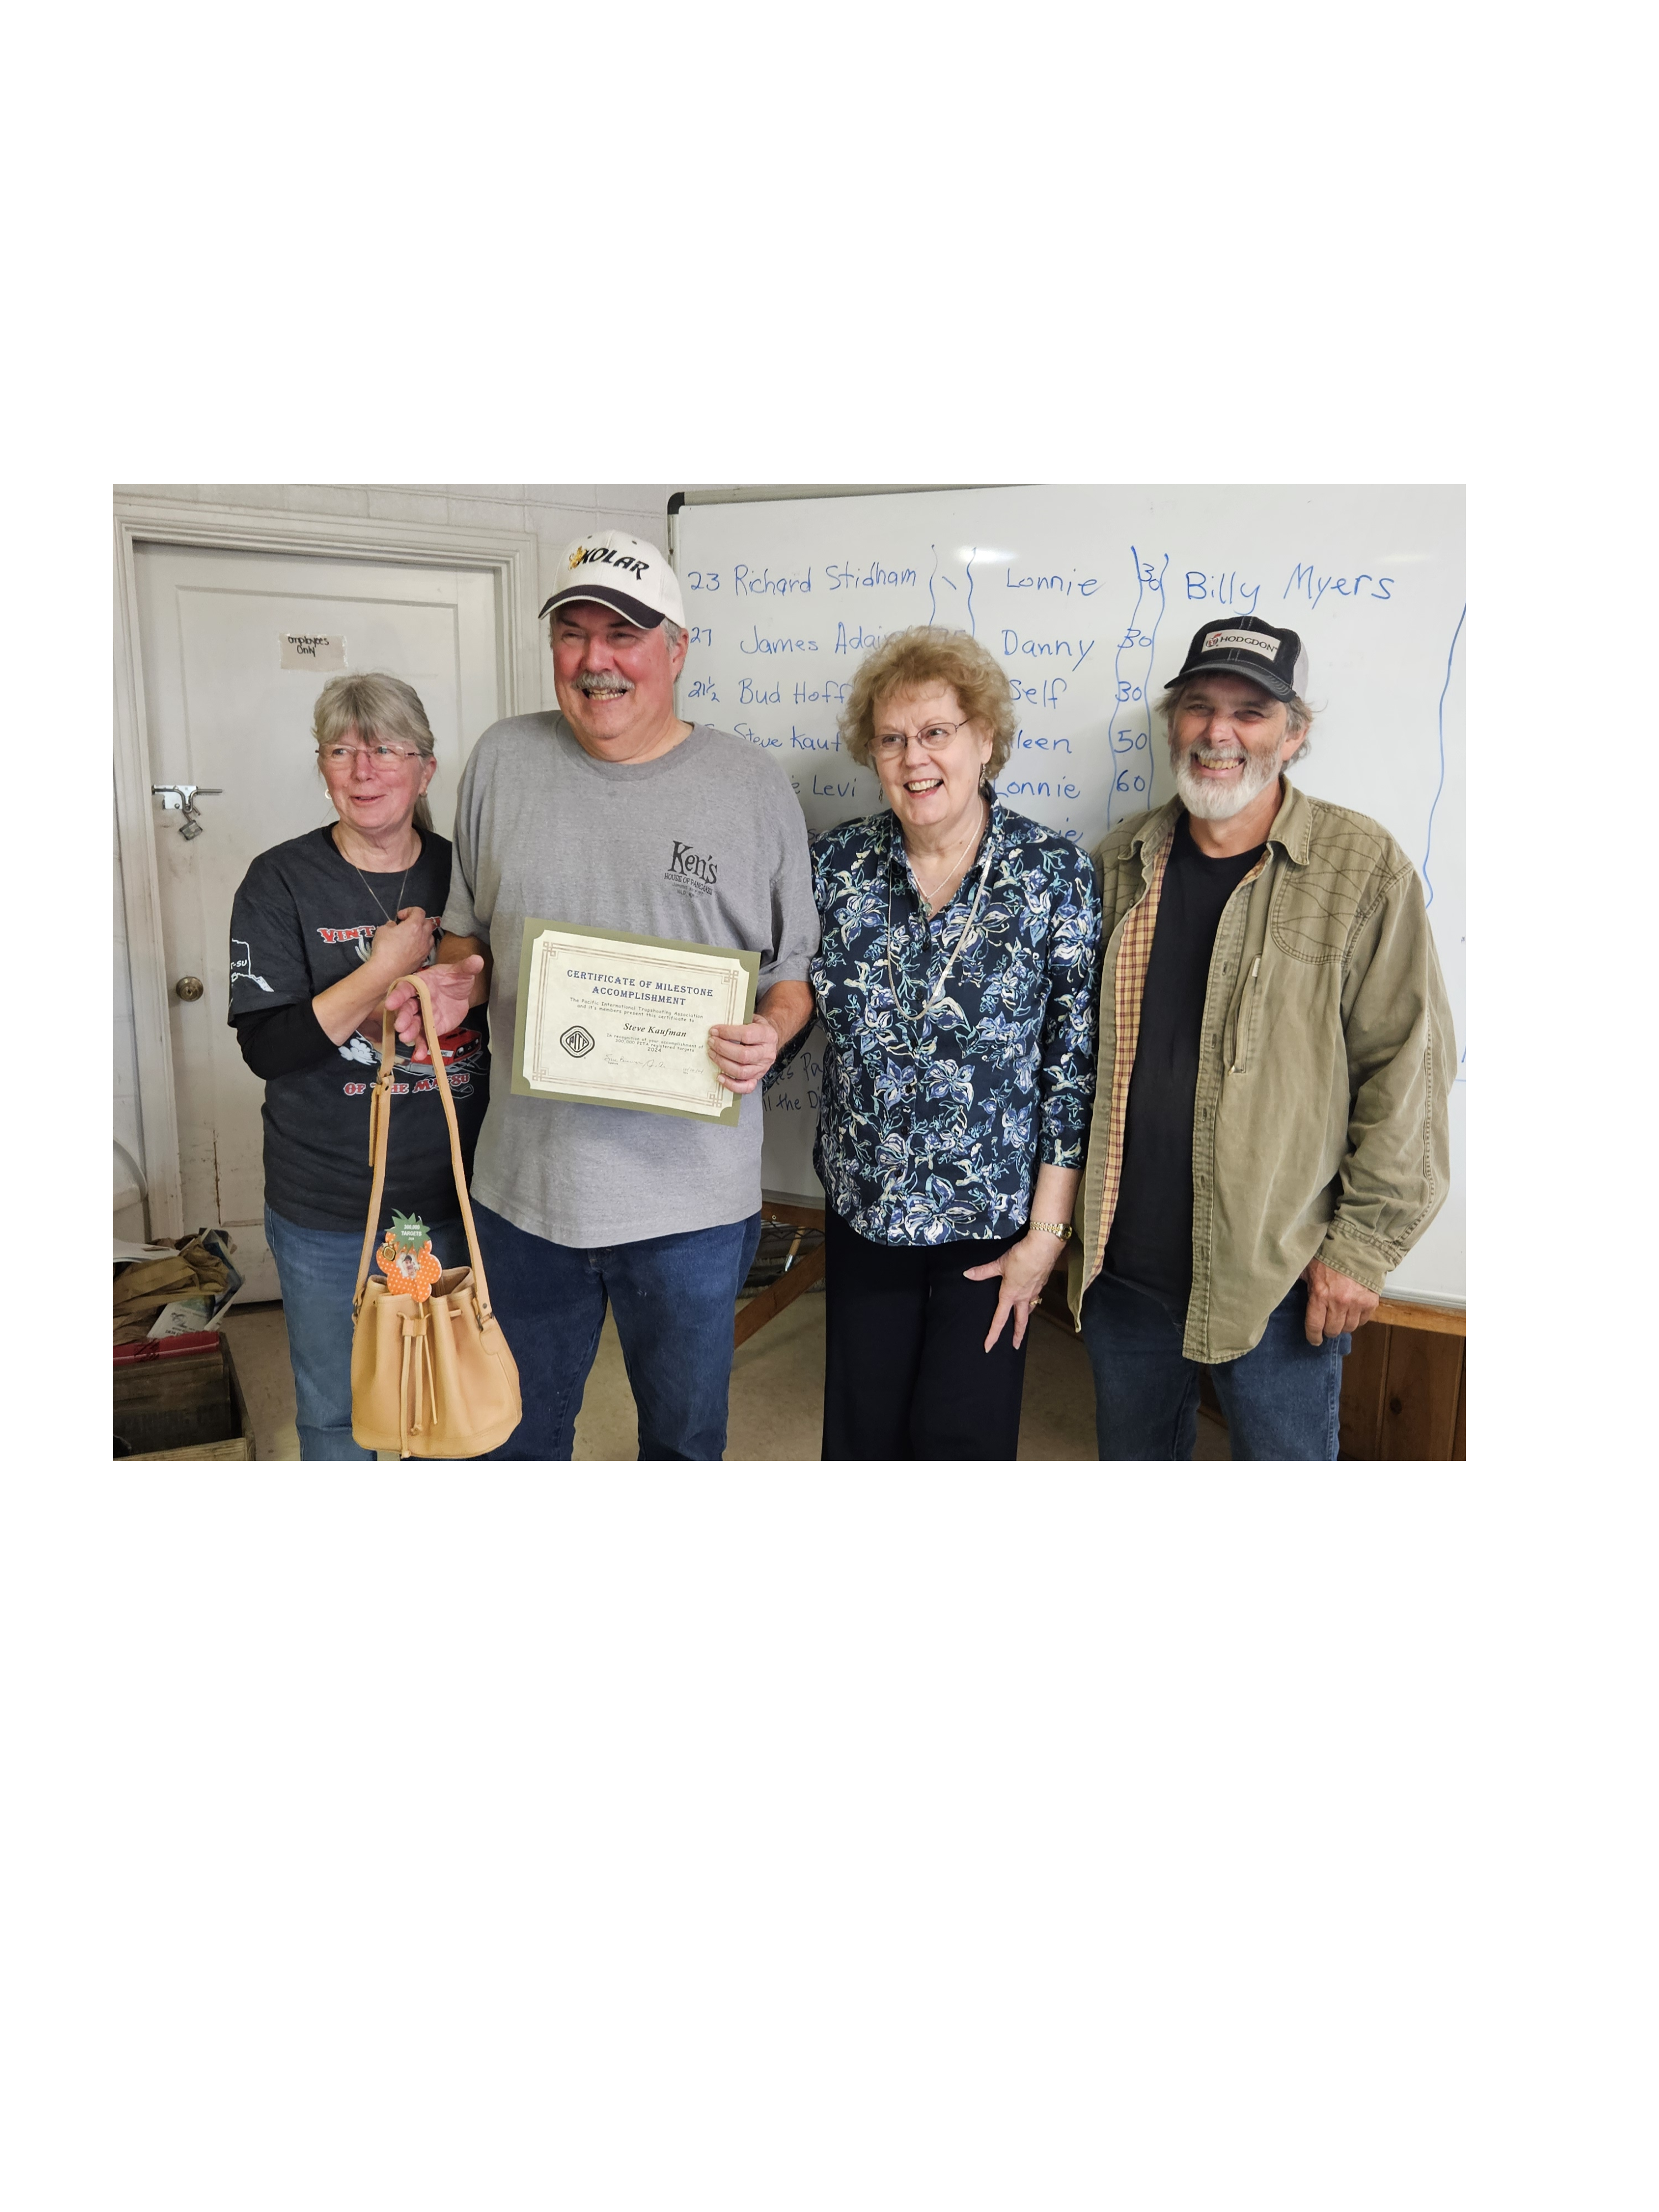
xmin=704 ymin=1009 xmax=786 ymax=1095
xmin=511 ymin=920 xmax=763 ymax=1126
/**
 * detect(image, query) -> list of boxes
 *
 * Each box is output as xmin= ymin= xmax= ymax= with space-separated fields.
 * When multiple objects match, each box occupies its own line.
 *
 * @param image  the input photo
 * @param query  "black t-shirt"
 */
xmin=1105 ymin=814 xmax=1264 ymax=1321
xmin=227 ymin=825 xmax=489 ymax=1233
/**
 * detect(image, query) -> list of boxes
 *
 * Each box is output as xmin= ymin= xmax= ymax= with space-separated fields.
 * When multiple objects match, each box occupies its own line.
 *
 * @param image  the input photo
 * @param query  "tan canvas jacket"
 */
xmin=1066 ymin=778 xmax=1454 ymax=1362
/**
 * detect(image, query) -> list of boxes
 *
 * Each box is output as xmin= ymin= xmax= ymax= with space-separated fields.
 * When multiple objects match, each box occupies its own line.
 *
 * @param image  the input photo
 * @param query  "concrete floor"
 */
xmin=221 ymin=1293 xmax=1231 ymax=1461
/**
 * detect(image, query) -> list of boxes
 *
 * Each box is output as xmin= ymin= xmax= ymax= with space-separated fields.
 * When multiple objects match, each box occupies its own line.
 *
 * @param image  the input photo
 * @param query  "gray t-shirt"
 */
xmin=443 ymin=714 xmax=818 ymax=1246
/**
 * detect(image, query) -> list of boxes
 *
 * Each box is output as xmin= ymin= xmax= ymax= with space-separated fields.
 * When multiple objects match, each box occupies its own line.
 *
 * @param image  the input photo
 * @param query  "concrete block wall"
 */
xmin=112 ymin=483 xmax=716 ymax=1216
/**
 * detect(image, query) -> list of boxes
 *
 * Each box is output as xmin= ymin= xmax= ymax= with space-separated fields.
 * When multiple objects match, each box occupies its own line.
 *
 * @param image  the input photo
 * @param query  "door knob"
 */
xmin=175 ymin=976 xmax=205 ymax=1001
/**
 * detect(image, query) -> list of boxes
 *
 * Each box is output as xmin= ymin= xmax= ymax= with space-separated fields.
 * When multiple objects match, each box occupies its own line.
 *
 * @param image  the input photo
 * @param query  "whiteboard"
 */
xmin=671 ymin=486 xmax=1464 ymax=1306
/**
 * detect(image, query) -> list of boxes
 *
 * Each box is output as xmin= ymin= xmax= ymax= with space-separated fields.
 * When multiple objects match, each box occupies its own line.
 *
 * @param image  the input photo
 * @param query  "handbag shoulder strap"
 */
xmin=353 ymin=1007 xmax=402 ymax=1313
xmin=352 ymin=973 xmax=497 ymax=1321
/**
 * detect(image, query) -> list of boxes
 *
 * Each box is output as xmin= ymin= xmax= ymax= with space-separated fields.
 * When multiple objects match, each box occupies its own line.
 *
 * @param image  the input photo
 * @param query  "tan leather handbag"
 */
xmin=350 ymin=973 xmax=521 ymax=1459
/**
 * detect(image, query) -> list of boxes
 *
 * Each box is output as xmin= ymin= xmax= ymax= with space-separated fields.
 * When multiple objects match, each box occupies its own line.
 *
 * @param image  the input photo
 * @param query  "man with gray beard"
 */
xmin=1066 ymin=617 xmax=1453 ymax=1459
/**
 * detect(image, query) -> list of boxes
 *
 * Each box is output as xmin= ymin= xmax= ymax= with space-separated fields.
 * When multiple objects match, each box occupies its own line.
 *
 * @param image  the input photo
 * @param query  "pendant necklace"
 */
xmin=335 ymin=824 xmax=418 ymax=925
xmin=907 ymin=800 xmax=987 ymax=912
xmin=885 ymin=799 xmax=994 ymax=1024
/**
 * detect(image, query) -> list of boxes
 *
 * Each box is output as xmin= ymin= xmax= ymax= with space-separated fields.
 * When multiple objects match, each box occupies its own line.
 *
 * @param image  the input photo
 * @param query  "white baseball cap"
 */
xmin=538 ymin=529 xmax=687 ymax=631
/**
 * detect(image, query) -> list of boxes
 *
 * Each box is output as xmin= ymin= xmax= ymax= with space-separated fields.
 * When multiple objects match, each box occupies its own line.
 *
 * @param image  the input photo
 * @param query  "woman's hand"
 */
xmin=963 ymin=1229 xmax=1069 ymax=1353
xmin=365 ymin=906 xmax=440 ymax=980
xmin=311 ymin=907 xmax=441 ymax=1050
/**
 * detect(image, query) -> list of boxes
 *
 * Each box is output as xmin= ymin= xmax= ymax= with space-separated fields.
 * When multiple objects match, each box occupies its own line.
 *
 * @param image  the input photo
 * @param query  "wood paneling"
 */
xmin=1339 ymin=1322 xmax=1392 ymax=1458
xmin=1376 ymin=1327 xmax=1464 ymax=1459
xmin=1340 ymin=1321 xmax=1468 ymax=1460
xmin=1452 ymin=1357 xmax=1466 ymax=1461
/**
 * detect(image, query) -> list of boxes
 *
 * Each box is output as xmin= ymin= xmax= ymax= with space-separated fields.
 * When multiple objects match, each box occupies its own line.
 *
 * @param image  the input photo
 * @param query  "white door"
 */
xmin=134 ymin=544 xmax=504 ymax=1301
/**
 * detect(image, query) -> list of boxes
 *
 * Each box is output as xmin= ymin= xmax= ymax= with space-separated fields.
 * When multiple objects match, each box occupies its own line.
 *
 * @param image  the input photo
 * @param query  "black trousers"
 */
xmin=821 ymin=1209 xmax=1030 ymax=1460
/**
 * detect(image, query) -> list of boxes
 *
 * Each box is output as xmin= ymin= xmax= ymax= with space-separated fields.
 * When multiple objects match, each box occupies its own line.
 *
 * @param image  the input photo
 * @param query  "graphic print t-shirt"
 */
xmin=227 ymin=826 xmax=488 ymax=1232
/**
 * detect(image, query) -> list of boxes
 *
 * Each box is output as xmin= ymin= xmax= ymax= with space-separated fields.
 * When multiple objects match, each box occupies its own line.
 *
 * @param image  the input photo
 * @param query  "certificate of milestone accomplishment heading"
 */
xmin=510 ymin=920 xmax=760 ymax=1126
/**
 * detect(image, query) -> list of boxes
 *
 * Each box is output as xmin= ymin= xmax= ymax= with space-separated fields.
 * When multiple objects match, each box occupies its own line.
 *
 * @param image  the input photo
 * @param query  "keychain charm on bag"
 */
xmin=377 ymin=1211 xmax=442 ymax=1302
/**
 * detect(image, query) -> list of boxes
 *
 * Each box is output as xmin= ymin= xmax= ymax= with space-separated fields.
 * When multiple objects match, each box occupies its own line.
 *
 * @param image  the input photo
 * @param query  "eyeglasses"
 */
xmin=320 ymin=743 xmax=425 ymax=766
xmin=873 ymin=719 xmax=974 ymax=759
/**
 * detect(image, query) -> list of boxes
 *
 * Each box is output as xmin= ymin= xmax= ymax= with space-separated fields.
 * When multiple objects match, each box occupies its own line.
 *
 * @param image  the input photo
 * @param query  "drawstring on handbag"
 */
xmin=398 ymin=1310 xmax=436 ymax=1459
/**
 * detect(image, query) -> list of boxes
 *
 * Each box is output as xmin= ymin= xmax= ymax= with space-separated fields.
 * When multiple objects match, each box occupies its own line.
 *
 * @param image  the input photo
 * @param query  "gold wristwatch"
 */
xmin=1029 ymin=1220 xmax=1072 ymax=1240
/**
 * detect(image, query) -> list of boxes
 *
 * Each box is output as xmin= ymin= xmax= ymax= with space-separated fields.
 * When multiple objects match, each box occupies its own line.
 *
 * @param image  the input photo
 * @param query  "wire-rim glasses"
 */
xmin=872 ymin=718 xmax=975 ymax=760
xmin=319 ymin=743 xmax=426 ymax=767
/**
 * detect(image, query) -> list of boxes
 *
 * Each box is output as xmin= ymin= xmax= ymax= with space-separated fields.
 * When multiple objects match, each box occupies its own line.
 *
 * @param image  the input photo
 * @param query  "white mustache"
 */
xmin=578 ymin=675 xmax=633 ymax=697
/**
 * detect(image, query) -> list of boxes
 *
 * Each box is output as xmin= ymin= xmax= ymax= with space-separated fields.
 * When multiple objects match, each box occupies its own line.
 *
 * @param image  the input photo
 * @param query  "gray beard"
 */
xmin=1171 ymin=745 xmax=1280 ymax=821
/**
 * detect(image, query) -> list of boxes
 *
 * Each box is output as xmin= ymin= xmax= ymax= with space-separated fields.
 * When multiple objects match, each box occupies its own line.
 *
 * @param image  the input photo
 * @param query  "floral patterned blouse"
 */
xmin=772 ymin=801 xmax=1103 ymax=1245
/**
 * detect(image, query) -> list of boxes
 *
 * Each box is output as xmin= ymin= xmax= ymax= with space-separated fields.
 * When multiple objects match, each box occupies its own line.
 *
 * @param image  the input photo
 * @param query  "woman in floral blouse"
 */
xmin=779 ymin=627 xmax=1103 ymax=1459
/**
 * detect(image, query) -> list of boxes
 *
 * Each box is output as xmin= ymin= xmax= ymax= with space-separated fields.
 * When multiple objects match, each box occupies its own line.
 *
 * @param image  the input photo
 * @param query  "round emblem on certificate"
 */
xmin=559 ymin=1024 xmax=596 ymax=1058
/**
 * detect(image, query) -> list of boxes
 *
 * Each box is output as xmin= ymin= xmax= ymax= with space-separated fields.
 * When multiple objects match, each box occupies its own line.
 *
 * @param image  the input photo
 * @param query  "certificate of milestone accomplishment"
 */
xmin=510 ymin=919 xmax=760 ymax=1126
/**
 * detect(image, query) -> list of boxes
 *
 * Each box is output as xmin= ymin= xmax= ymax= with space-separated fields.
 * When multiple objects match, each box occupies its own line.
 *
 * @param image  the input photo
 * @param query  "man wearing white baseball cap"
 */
xmin=1068 ymin=614 xmax=1454 ymax=1459
xmin=385 ymin=530 xmax=817 ymax=1459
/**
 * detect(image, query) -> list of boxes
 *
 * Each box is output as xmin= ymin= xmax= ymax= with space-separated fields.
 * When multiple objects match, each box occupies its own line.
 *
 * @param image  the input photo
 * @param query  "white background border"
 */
xmin=8 ymin=6 xmax=1650 ymax=2207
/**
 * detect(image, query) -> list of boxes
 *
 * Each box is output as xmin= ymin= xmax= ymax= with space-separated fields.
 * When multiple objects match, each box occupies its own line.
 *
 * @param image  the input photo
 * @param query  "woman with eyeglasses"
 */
xmin=778 ymin=628 xmax=1102 ymax=1459
xmin=227 ymin=672 xmax=489 ymax=1458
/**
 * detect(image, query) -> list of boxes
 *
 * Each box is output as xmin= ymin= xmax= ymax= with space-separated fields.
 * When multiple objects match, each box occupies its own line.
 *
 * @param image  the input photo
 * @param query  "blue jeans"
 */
xmin=472 ymin=1201 xmax=764 ymax=1461
xmin=264 ymin=1204 xmax=469 ymax=1461
xmin=1081 ymin=1270 xmax=1350 ymax=1461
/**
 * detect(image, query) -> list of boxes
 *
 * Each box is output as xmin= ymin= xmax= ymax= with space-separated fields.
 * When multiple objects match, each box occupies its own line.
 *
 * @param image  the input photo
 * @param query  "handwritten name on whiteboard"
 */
xmin=280 ymin=633 xmax=346 ymax=669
